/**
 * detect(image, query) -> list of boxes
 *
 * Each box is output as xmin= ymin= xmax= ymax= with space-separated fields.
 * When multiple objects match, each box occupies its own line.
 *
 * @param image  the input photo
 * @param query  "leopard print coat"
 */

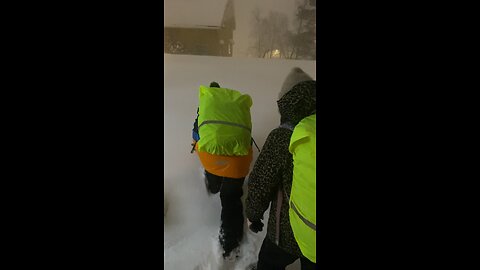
xmin=246 ymin=80 xmax=316 ymax=258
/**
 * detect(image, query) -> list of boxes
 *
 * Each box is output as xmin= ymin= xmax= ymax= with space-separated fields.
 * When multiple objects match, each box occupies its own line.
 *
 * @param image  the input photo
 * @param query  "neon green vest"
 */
xmin=288 ymin=114 xmax=316 ymax=263
xmin=197 ymin=85 xmax=252 ymax=156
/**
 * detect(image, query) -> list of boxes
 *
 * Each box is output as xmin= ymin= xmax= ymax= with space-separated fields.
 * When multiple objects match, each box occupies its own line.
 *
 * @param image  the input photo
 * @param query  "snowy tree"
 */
xmin=248 ymin=1 xmax=316 ymax=60
xmin=248 ymin=8 xmax=294 ymax=59
xmin=290 ymin=0 xmax=316 ymax=60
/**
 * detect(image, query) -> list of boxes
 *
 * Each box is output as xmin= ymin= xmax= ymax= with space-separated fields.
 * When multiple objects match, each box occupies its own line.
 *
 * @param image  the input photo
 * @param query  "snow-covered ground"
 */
xmin=164 ymin=54 xmax=315 ymax=270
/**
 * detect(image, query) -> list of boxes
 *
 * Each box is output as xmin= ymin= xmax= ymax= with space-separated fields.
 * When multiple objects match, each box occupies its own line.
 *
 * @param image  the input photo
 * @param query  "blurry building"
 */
xmin=164 ymin=0 xmax=235 ymax=57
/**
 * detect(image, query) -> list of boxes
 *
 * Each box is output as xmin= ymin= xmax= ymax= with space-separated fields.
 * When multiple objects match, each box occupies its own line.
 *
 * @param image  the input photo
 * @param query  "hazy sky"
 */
xmin=165 ymin=0 xmax=298 ymax=58
xmin=234 ymin=0 xmax=297 ymax=57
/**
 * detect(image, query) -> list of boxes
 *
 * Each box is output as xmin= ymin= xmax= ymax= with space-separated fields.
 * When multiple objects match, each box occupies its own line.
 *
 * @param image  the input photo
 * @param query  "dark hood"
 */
xmin=277 ymin=80 xmax=316 ymax=125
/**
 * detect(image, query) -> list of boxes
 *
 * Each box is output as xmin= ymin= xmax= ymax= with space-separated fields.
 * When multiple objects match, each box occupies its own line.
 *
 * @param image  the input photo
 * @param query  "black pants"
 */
xmin=257 ymin=237 xmax=317 ymax=270
xmin=205 ymin=170 xmax=245 ymax=256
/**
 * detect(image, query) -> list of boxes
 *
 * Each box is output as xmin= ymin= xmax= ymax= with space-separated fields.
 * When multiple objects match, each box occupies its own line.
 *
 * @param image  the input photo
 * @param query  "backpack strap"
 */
xmin=275 ymin=186 xmax=283 ymax=245
xmin=190 ymin=141 xmax=197 ymax=154
xmin=251 ymin=137 xmax=261 ymax=152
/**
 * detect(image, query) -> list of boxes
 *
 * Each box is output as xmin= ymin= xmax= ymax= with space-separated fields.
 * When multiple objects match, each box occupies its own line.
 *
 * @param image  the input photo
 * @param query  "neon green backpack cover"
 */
xmin=197 ymin=85 xmax=252 ymax=156
xmin=288 ymin=114 xmax=316 ymax=263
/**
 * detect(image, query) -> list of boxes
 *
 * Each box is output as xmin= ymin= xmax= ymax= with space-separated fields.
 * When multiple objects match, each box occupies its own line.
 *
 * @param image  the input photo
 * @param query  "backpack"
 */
xmin=288 ymin=113 xmax=316 ymax=263
xmin=196 ymin=85 xmax=253 ymax=156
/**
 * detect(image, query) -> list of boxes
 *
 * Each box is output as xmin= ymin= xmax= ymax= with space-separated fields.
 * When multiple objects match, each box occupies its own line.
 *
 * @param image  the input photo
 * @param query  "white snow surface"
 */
xmin=164 ymin=54 xmax=315 ymax=270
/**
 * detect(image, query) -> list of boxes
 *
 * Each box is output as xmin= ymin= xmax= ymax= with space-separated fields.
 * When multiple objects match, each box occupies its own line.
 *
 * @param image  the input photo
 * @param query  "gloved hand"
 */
xmin=247 ymin=219 xmax=264 ymax=233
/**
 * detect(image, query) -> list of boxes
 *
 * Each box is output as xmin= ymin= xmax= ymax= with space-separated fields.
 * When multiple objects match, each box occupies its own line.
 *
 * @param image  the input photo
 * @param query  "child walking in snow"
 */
xmin=246 ymin=68 xmax=317 ymax=269
xmin=192 ymin=81 xmax=253 ymax=259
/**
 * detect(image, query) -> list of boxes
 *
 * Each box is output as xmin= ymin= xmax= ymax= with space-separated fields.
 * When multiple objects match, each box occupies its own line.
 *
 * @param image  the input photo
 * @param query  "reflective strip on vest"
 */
xmin=198 ymin=120 xmax=252 ymax=132
xmin=290 ymin=200 xmax=316 ymax=231
xmin=197 ymin=85 xmax=252 ymax=156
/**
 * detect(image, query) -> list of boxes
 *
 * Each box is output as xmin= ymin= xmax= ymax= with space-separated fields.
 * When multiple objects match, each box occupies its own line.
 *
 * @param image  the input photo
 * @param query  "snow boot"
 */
xmin=222 ymin=246 xmax=240 ymax=262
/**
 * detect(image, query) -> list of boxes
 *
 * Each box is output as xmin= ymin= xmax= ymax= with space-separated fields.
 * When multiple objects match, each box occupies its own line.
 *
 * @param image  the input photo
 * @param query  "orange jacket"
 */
xmin=195 ymin=143 xmax=252 ymax=179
